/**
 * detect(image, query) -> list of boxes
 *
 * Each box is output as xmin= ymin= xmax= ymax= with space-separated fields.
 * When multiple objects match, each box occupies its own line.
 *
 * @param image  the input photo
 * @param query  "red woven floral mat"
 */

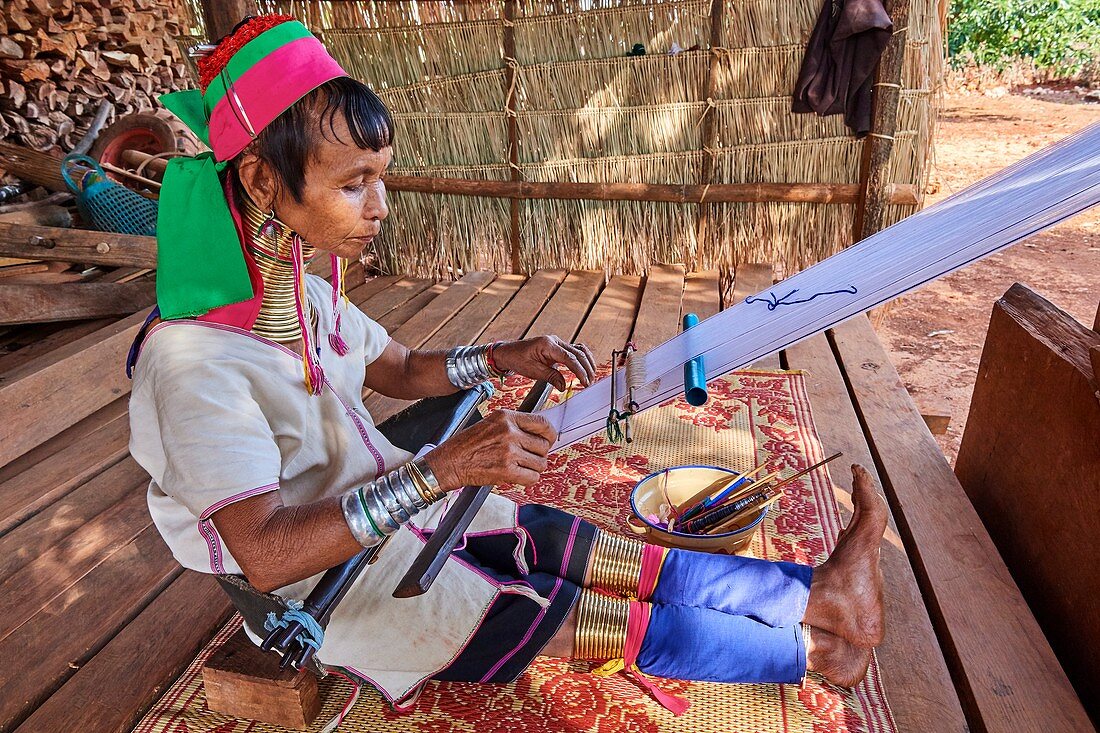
xmin=132 ymin=371 xmax=896 ymax=733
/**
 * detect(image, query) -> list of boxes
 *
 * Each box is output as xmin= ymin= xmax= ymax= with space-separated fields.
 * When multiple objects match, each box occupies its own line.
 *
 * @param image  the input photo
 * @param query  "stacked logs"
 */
xmin=0 ymin=0 xmax=196 ymax=154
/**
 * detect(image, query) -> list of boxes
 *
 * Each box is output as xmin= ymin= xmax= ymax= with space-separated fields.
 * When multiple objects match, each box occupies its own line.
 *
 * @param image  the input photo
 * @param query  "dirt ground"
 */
xmin=875 ymin=89 xmax=1100 ymax=464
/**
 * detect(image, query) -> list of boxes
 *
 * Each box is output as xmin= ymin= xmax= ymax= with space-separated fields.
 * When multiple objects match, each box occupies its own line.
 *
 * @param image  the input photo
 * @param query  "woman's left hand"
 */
xmin=491 ymin=336 xmax=596 ymax=391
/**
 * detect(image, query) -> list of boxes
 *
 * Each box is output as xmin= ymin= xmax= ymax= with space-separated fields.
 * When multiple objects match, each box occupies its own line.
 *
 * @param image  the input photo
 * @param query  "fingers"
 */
xmin=510 ymin=411 xmax=558 ymax=444
xmin=557 ymin=339 xmax=595 ymax=386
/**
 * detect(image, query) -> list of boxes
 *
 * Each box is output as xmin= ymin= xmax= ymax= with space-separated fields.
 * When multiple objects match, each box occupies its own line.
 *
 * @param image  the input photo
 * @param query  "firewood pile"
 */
xmin=0 ymin=0 xmax=197 ymax=153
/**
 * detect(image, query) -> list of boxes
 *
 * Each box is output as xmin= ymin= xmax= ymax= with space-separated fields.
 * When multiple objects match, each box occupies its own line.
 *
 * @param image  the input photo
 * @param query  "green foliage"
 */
xmin=949 ymin=0 xmax=1100 ymax=75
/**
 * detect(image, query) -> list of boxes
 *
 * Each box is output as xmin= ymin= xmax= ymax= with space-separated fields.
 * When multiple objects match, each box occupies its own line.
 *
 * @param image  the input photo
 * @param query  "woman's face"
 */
xmin=245 ymin=109 xmax=392 ymax=261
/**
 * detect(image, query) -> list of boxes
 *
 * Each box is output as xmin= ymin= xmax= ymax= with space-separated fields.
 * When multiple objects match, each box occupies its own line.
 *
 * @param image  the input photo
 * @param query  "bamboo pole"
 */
xmin=693 ymin=0 xmax=727 ymax=270
xmin=503 ymin=0 xmax=523 ymax=274
xmin=854 ymin=0 xmax=912 ymax=241
xmin=385 ymin=175 xmax=919 ymax=205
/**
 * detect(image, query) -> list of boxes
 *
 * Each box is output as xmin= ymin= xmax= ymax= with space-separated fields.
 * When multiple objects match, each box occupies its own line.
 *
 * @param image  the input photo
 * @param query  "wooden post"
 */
xmin=1093 ymin=297 xmax=1099 ymax=332
xmin=503 ymin=0 xmax=523 ymax=274
xmin=692 ymin=0 xmax=727 ymax=270
xmin=955 ymin=284 xmax=1100 ymax=724
xmin=854 ymin=0 xmax=911 ymax=241
xmin=200 ymin=0 xmax=259 ymax=42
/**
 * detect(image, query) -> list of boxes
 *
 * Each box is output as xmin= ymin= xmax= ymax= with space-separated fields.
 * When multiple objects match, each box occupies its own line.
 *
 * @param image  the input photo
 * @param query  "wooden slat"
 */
xmin=377 ymin=283 xmax=448 ymax=332
xmin=785 ymin=334 xmax=967 ymax=732
xmin=345 ymin=274 xmax=403 ymax=307
xmin=479 ymin=269 xmax=568 ymax=344
xmin=831 ymin=316 xmax=1092 ymax=733
xmin=358 ymin=277 xmax=436 ymax=320
xmin=422 ymin=275 xmax=526 ymax=350
xmin=0 ymin=457 xmax=149 ymax=581
xmin=524 ymin=270 xmax=604 ymax=342
xmin=681 ymin=270 xmax=720 ymax=321
xmin=0 ymin=308 xmax=149 ymax=467
xmin=0 ymin=468 xmax=151 ymax=642
xmin=0 ymin=398 xmax=127 ymax=483
xmin=0 ymin=282 xmax=156 ymax=325
xmin=954 ymin=285 xmax=1100 ymax=721
xmin=573 ymin=275 xmax=643 ymax=362
xmin=0 ymin=405 xmax=130 ymax=535
xmin=632 ymin=264 xmax=685 ymax=352
xmin=730 ymin=263 xmax=780 ymax=368
xmin=367 ymin=275 xmax=525 ymax=421
xmin=387 ymin=272 xmax=496 ymax=348
xmin=0 ymin=527 xmax=180 ymax=732
xmin=14 ymin=571 xmax=232 ymax=733
xmin=0 ymin=222 xmax=157 ymax=269
xmin=0 ymin=318 xmax=115 ymax=375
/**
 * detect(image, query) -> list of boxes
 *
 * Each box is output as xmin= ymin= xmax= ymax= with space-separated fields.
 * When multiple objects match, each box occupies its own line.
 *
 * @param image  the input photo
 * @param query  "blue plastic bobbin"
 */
xmin=682 ymin=313 xmax=708 ymax=406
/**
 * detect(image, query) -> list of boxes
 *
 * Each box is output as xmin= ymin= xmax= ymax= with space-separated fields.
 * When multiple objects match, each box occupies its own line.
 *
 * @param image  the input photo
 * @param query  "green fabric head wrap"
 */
xmin=155 ymin=18 xmax=346 ymax=320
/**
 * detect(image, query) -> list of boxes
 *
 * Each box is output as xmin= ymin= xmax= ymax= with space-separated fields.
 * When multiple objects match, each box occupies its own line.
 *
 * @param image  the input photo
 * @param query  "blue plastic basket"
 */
xmin=62 ymin=154 xmax=158 ymax=236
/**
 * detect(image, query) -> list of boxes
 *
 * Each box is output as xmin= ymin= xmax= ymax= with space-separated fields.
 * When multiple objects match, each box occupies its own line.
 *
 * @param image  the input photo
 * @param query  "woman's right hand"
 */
xmin=423 ymin=410 xmax=557 ymax=491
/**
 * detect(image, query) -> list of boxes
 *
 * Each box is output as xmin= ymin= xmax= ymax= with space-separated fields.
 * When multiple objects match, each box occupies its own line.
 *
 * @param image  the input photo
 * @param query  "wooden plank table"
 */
xmin=0 ymin=266 xmax=1090 ymax=733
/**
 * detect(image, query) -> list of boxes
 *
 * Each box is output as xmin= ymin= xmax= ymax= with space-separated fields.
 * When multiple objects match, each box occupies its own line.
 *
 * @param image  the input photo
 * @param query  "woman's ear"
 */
xmin=236 ymin=153 xmax=278 ymax=211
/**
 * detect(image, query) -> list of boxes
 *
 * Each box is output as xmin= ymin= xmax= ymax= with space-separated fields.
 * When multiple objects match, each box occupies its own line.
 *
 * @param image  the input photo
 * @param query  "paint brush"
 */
xmin=763 ymin=452 xmax=843 ymax=495
xmin=705 ymin=492 xmax=783 ymax=534
xmin=682 ymin=468 xmax=783 ymax=525
xmin=677 ymin=464 xmax=770 ymax=521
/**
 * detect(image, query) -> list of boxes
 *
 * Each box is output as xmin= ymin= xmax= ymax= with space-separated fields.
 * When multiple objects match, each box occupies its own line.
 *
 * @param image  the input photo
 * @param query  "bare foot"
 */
xmin=806 ymin=626 xmax=872 ymax=687
xmin=803 ymin=464 xmax=888 ymax=648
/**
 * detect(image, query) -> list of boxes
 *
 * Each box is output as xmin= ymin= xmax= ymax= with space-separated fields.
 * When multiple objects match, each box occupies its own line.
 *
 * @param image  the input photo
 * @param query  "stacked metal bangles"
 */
xmin=445 ymin=343 xmax=510 ymax=390
xmin=341 ymin=457 xmax=443 ymax=547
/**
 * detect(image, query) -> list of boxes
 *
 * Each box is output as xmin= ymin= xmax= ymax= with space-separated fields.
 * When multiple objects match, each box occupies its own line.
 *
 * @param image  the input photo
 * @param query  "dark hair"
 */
xmin=239 ymin=76 xmax=394 ymax=203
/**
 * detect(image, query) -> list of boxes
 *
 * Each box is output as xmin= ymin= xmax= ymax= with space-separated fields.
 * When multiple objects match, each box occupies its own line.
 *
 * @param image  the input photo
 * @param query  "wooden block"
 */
xmin=203 ymin=628 xmax=321 ymax=730
xmin=832 ymin=315 xmax=1092 ymax=733
xmin=920 ymin=413 xmax=951 ymax=435
xmin=955 ymin=284 xmax=1100 ymax=723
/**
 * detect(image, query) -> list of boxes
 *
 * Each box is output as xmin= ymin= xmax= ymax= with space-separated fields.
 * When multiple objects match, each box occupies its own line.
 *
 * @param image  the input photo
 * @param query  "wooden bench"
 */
xmin=0 ymin=264 xmax=1091 ymax=732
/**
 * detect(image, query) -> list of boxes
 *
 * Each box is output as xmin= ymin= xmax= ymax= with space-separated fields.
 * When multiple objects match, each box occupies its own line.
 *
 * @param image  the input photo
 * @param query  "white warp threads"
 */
xmin=543 ymin=121 xmax=1100 ymax=450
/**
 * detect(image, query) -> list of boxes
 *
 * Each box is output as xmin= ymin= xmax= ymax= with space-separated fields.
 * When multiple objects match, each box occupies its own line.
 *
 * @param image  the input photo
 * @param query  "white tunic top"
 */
xmin=129 ymin=275 xmax=528 ymax=703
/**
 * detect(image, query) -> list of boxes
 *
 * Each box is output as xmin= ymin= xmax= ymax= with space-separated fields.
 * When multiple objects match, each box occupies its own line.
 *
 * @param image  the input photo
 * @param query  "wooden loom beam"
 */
xmin=855 ymin=0 xmax=912 ymax=240
xmin=503 ymin=0 xmax=523 ymax=275
xmin=693 ymin=0 xmax=727 ymax=269
xmin=385 ymin=176 xmax=918 ymax=205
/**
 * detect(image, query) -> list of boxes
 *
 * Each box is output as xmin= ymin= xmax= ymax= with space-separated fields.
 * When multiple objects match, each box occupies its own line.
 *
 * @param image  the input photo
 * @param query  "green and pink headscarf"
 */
xmin=156 ymin=15 xmax=348 ymax=323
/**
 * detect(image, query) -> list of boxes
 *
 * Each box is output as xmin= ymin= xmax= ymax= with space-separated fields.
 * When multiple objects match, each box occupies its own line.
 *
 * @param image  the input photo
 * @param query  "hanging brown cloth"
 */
xmin=791 ymin=0 xmax=893 ymax=137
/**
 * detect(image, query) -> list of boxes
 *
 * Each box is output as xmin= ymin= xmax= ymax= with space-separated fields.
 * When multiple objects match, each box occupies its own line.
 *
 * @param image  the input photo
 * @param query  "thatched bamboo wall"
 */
xmin=260 ymin=0 xmax=942 ymax=277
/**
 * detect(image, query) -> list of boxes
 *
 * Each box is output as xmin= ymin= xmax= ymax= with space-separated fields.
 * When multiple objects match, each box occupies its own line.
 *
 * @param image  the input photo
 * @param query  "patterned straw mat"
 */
xmin=132 ymin=371 xmax=896 ymax=733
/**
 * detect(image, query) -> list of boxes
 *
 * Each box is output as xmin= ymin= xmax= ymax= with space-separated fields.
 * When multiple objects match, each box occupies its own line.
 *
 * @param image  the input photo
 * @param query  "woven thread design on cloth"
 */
xmin=131 ymin=371 xmax=897 ymax=733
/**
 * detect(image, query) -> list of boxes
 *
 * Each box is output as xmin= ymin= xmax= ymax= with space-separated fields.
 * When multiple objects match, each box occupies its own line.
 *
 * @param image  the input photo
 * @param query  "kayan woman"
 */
xmin=128 ymin=14 xmax=888 ymax=712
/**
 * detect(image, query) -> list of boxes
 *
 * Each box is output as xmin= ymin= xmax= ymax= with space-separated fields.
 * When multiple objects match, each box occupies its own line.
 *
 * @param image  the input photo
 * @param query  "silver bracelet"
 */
xmin=341 ymin=488 xmax=386 ymax=547
xmin=340 ymin=463 xmax=441 ymax=548
xmin=445 ymin=344 xmax=493 ymax=389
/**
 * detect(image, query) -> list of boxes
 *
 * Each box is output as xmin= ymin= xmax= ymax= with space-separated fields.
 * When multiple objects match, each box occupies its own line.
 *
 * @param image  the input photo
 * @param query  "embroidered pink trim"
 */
xmin=200 ymin=483 xmax=279 ymax=520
